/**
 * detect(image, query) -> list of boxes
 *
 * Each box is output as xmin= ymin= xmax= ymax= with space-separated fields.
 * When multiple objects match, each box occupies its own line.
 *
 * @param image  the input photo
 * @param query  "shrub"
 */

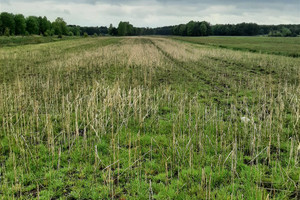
xmin=268 ymin=30 xmax=282 ymax=37
xmin=44 ymin=30 xmax=52 ymax=37
xmin=281 ymin=27 xmax=292 ymax=37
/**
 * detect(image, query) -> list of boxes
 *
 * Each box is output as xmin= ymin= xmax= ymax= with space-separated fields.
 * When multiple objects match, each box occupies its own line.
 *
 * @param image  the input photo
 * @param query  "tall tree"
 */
xmin=173 ymin=25 xmax=179 ymax=35
xmin=178 ymin=24 xmax=187 ymax=36
xmin=199 ymin=22 xmax=207 ymax=36
xmin=52 ymin=17 xmax=68 ymax=36
xmin=0 ymin=12 xmax=15 ymax=35
xmin=38 ymin=16 xmax=51 ymax=35
xmin=26 ymin=16 xmax=39 ymax=34
xmin=186 ymin=21 xmax=196 ymax=36
xmin=118 ymin=22 xmax=134 ymax=36
xmin=14 ymin=14 xmax=26 ymax=35
xmin=118 ymin=22 xmax=127 ymax=36
xmin=0 ymin=16 xmax=2 ymax=35
xmin=108 ymin=24 xmax=118 ymax=36
xmin=111 ymin=28 xmax=118 ymax=36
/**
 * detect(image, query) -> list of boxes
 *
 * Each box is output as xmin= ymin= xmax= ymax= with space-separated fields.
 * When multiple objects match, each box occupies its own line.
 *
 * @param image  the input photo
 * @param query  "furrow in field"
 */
xmin=0 ymin=38 xmax=122 ymax=84
xmin=149 ymin=37 xmax=300 ymax=99
xmin=149 ymin=37 xmax=246 ymax=99
xmin=1 ymin=37 xmax=300 ymax=199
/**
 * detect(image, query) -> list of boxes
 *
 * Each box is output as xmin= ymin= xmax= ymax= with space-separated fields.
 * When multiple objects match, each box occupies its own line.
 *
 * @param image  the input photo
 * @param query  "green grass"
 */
xmin=173 ymin=36 xmax=300 ymax=57
xmin=0 ymin=35 xmax=82 ymax=47
xmin=0 ymin=36 xmax=299 ymax=199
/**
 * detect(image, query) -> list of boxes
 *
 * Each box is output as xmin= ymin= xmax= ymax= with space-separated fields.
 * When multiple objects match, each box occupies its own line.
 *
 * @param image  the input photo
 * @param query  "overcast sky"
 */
xmin=0 ymin=0 xmax=299 ymax=27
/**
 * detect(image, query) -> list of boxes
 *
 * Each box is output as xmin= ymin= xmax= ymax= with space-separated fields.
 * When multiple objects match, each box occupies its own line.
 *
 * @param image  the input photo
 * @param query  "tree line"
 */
xmin=110 ymin=21 xmax=300 ymax=37
xmin=0 ymin=12 xmax=70 ymax=37
xmin=212 ymin=24 xmax=300 ymax=37
xmin=1 ymin=12 xmax=299 ymax=37
xmin=0 ymin=12 xmax=108 ymax=37
xmin=109 ymin=21 xmax=209 ymax=36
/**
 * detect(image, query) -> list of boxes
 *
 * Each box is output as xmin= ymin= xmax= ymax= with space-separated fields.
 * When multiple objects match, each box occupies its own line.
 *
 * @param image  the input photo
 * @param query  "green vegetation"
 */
xmin=0 ymin=12 xmax=68 ymax=37
xmin=104 ymin=22 xmax=300 ymax=37
xmin=173 ymin=21 xmax=212 ymax=36
xmin=0 ymin=35 xmax=80 ymax=47
xmin=0 ymin=36 xmax=299 ymax=199
xmin=117 ymin=22 xmax=134 ymax=36
xmin=0 ymin=12 xmax=109 ymax=37
xmin=173 ymin=36 xmax=300 ymax=57
xmin=1 ymin=12 xmax=300 ymax=37
xmin=268 ymin=27 xmax=293 ymax=37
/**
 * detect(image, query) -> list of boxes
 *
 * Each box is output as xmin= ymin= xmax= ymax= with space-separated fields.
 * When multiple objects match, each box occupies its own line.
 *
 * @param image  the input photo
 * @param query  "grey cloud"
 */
xmin=0 ymin=0 xmax=10 ymax=4
xmin=4 ymin=0 xmax=299 ymax=4
xmin=1 ymin=0 xmax=299 ymax=27
xmin=63 ymin=9 xmax=71 ymax=14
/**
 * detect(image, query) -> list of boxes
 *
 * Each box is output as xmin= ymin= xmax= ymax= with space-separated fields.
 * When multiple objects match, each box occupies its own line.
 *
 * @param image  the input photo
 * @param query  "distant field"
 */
xmin=173 ymin=36 xmax=300 ymax=57
xmin=0 ymin=37 xmax=299 ymax=199
xmin=0 ymin=36 xmax=81 ymax=47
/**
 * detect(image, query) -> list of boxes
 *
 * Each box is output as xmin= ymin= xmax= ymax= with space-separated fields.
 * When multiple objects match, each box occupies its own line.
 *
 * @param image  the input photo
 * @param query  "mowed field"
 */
xmin=0 ymin=36 xmax=299 ymax=199
xmin=173 ymin=36 xmax=300 ymax=57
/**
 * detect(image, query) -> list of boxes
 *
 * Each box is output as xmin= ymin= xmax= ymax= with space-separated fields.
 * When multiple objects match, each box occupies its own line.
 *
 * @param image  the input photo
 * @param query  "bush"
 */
xmin=44 ymin=30 xmax=52 ymax=37
xmin=83 ymin=32 xmax=88 ymax=37
xmin=268 ymin=31 xmax=282 ymax=37
xmin=281 ymin=27 xmax=292 ymax=37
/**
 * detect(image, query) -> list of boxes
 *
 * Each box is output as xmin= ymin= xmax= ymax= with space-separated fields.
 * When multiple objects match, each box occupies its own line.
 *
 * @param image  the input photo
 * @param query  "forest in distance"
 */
xmin=1 ymin=12 xmax=300 ymax=37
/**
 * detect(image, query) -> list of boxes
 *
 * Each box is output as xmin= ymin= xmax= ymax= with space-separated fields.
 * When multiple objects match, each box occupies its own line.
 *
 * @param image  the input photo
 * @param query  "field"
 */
xmin=173 ymin=36 xmax=300 ymax=57
xmin=0 ymin=36 xmax=80 ymax=47
xmin=0 ymin=36 xmax=299 ymax=199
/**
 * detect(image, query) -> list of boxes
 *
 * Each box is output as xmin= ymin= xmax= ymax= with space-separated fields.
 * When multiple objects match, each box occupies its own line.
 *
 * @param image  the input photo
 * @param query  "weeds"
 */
xmin=0 ymin=36 xmax=299 ymax=199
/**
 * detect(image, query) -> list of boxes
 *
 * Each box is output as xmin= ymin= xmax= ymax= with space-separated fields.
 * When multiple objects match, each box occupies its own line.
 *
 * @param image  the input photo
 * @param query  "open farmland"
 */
xmin=0 ymin=36 xmax=299 ymax=199
xmin=0 ymin=36 xmax=81 ymax=48
xmin=173 ymin=36 xmax=300 ymax=57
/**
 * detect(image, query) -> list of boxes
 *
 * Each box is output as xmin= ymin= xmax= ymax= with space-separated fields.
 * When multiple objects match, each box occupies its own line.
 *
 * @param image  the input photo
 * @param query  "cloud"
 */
xmin=1 ymin=0 xmax=299 ymax=27
xmin=0 ymin=0 xmax=10 ymax=4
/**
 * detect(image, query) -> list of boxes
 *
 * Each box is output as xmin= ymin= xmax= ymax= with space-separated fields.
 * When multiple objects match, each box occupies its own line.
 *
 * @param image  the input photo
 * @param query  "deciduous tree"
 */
xmin=14 ymin=14 xmax=26 ymax=35
xmin=0 ymin=12 xmax=15 ymax=35
xmin=39 ymin=16 xmax=51 ymax=35
xmin=26 ymin=16 xmax=39 ymax=34
xmin=52 ymin=17 xmax=68 ymax=36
